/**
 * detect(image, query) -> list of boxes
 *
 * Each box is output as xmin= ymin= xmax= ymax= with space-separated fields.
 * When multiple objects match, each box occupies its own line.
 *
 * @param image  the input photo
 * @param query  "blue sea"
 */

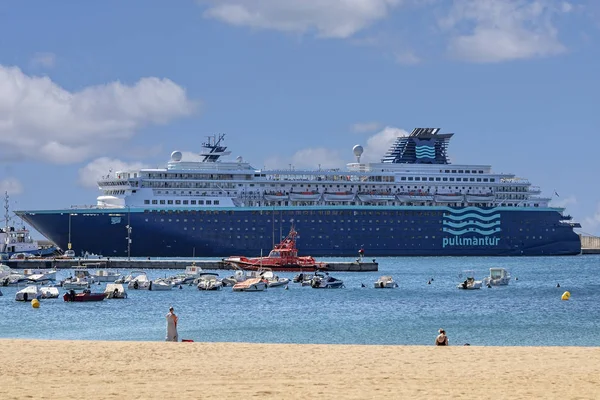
xmin=1 ymin=255 xmax=599 ymax=346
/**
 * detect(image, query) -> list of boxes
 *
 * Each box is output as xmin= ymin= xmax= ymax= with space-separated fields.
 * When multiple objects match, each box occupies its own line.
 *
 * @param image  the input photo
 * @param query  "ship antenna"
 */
xmin=3 ymin=192 xmax=9 ymax=232
xmin=2 ymin=192 xmax=9 ymax=253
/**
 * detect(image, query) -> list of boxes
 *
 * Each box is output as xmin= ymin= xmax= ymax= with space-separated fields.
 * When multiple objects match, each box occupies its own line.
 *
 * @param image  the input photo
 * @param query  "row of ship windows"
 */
xmin=142 ymin=210 xmax=448 ymax=216
xmin=144 ymin=199 xmax=220 ymax=205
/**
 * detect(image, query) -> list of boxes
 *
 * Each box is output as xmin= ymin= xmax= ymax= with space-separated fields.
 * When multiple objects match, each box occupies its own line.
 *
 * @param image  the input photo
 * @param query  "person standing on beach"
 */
xmin=435 ymin=329 xmax=448 ymax=346
xmin=166 ymin=307 xmax=178 ymax=342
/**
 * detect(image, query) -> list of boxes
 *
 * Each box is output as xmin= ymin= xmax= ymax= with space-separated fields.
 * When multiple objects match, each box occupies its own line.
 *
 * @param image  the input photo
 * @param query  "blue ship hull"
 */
xmin=16 ymin=206 xmax=581 ymax=257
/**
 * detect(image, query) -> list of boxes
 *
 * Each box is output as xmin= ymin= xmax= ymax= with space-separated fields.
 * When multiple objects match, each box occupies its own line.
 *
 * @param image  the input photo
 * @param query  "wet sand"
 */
xmin=0 ymin=340 xmax=598 ymax=399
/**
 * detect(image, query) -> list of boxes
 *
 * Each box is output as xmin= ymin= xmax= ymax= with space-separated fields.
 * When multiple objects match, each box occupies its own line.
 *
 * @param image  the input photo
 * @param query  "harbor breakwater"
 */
xmin=3 ymin=258 xmax=378 ymax=272
xmin=580 ymin=234 xmax=600 ymax=254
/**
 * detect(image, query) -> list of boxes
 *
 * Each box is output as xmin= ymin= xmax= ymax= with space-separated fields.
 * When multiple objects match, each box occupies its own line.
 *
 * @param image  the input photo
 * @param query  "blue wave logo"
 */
xmin=415 ymin=145 xmax=435 ymax=159
xmin=442 ymin=207 xmax=501 ymax=236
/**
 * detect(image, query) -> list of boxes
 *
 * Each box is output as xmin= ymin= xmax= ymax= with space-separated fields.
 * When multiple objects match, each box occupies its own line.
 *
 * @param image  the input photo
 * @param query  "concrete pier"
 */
xmin=3 ymin=258 xmax=378 ymax=272
xmin=580 ymin=235 xmax=600 ymax=254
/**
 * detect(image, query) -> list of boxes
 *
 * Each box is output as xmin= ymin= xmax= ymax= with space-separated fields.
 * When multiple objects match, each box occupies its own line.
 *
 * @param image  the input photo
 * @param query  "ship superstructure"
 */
xmin=17 ymin=130 xmax=581 ymax=257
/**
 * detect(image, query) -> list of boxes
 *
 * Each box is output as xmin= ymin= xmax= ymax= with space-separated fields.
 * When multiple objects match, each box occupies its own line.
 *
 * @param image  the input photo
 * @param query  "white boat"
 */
xmin=357 ymin=192 xmax=396 ymax=202
xmin=264 ymin=192 xmax=289 ymax=202
xmin=261 ymin=270 xmax=290 ymax=288
xmin=323 ymin=191 xmax=355 ymax=202
xmin=150 ymin=278 xmax=173 ymax=291
xmin=170 ymin=263 xmax=207 ymax=285
xmin=127 ymin=271 xmax=151 ymax=290
xmin=289 ymin=191 xmax=322 ymax=202
xmin=457 ymin=271 xmax=483 ymax=290
xmin=0 ymin=263 xmax=15 ymax=279
xmin=82 ymin=251 xmax=103 ymax=259
xmin=374 ymin=276 xmax=398 ymax=288
xmin=434 ymin=193 xmax=464 ymax=202
xmin=482 ymin=268 xmax=511 ymax=286
xmin=15 ymin=285 xmax=41 ymax=301
xmin=221 ymin=268 xmax=250 ymax=286
xmin=197 ymin=275 xmax=223 ymax=291
xmin=23 ymin=268 xmax=58 ymax=282
xmin=59 ymin=249 xmax=76 ymax=259
xmin=104 ymin=283 xmax=128 ymax=299
xmin=292 ymin=272 xmax=314 ymax=286
xmin=466 ymin=193 xmax=496 ymax=203
xmin=39 ymin=286 xmax=60 ymax=299
xmin=62 ymin=268 xmax=95 ymax=290
xmin=91 ymin=269 xmax=121 ymax=283
xmin=232 ymin=277 xmax=267 ymax=292
xmin=311 ymin=273 xmax=344 ymax=289
xmin=1 ymin=272 xmax=29 ymax=286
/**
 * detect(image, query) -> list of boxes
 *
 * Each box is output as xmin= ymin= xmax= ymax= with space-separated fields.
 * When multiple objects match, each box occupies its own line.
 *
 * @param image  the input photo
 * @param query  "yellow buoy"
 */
xmin=561 ymin=291 xmax=570 ymax=301
xmin=31 ymin=299 xmax=40 ymax=308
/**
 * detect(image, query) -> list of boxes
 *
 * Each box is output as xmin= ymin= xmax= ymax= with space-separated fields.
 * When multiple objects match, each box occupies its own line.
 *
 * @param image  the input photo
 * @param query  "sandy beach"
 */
xmin=0 ymin=340 xmax=598 ymax=399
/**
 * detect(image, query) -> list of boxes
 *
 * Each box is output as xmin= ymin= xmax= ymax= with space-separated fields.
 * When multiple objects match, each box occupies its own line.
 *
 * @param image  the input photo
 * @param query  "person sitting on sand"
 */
xmin=435 ymin=329 xmax=448 ymax=346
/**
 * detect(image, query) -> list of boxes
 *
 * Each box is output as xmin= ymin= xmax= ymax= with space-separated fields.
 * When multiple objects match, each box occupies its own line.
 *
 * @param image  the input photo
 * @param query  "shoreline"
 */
xmin=1 ymin=339 xmax=598 ymax=399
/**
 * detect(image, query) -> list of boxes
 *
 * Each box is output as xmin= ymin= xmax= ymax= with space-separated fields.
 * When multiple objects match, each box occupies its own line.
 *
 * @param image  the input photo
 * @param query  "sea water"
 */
xmin=1 ymin=255 xmax=599 ymax=346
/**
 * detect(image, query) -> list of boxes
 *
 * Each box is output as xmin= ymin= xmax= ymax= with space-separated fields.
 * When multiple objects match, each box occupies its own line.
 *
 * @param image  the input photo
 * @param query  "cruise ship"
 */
xmin=17 ymin=129 xmax=581 ymax=257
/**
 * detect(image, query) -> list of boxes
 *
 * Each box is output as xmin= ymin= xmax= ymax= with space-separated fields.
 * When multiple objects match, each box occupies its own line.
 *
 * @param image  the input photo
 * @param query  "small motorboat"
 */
xmin=127 ymin=271 xmax=151 ymax=290
xmin=63 ymin=289 xmax=105 ymax=302
xmin=261 ymin=269 xmax=290 ymax=288
xmin=374 ymin=276 xmax=398 ymax=288
xmin=62 ymin=268 xmax=95 ymax=290
xmin=232 ymin=277 xmax=267 ymax=292
xmin=311 ymin=273 xmax=344 ymax=289
xmin=15 ymin=285 xmax=42 ymax=301
xmin=104 ymin=283 xmax=127 ymax=299
xmin=221 ymin=268 xmax=249 ymax=287
xmin=197 ymin=275 xmax=223 ymax=291
xmin=89 ymin=263 xmax=121 ymax=283
xmin=23 ymin=268 xmax=57 ymax=282
xmin=293 ymin=272 xmax=315 ymax=286
xmin=40 ymin=286 xmax=60 ymax=299
xmin=457 ymin=270 xmax=483 ymax=290
xmin=482 ymin=268 xmax=511 ymax=286
xmin=150 ymin=278 xmax=173 ymax=291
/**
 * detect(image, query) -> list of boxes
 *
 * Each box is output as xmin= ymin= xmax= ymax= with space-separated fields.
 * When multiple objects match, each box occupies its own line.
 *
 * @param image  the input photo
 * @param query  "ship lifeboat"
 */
xmin=466 ymin=193 xmax=496 ymax=202
xmin=396 ymin=192 xmax=434 ymax=202
xmin=434 ymin=193 xmax=464 ymax=202
xmin=357 ymin=191 xmax=396 ymax=202
xmin=323 ymin=191 xmax=355 ymax=202
xmin=289 ymin=191 xmax=322 ymax=202
xmin=263 ymin=192 xmax=289 ymax=201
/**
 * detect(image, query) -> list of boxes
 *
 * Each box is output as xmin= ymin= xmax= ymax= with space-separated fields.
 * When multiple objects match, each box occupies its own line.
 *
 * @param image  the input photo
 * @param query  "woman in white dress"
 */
xmin=165 ymin=307 xmax=178 ymax=342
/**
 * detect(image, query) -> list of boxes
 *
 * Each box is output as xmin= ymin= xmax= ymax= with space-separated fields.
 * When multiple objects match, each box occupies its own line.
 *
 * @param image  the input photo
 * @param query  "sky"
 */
xmin=1 ymin=0 xmax=600 ymax=237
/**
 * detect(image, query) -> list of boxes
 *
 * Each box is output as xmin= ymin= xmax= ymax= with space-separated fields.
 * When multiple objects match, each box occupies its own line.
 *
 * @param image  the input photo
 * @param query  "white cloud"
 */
xmin=201 ymin=0 xmax=401 ymax=38
xmin=30 ymin=52 xmax=57 ymax=69
xmin=442 ymin=0 xmax=569 ymax=62
xmin=394 ymin=50 xmax=421 ymax=65
xmin=0 ymin=65 xmax=196 ymax=164
xmin=351 ymin=122 xmax=382 ymax=133
xmin=78 ymin=157 xmax=150 ymax=189
xmin=264 ymin=148 xmax=345 ymax=170
xmin=263 ymin=126 xmax=405 ymax=168
xmin=361 ymin=126 xmax=407 ymax=162
xmin=583 ymin=202 xmax=600 ymax=234
xmin=550 ymin=194 xmax=577 ymax=209
xmin=0 ymin=177 xmax=23 ymax=195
